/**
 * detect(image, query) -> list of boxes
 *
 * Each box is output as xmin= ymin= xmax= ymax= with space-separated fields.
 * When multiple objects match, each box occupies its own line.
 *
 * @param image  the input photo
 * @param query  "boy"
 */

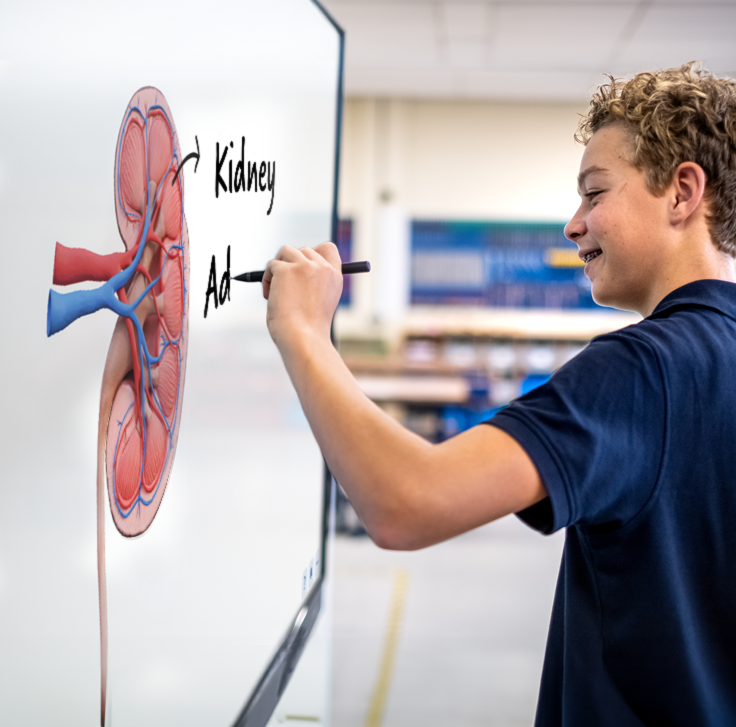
xmin=262 ymin=62 xmax=736 ymax=725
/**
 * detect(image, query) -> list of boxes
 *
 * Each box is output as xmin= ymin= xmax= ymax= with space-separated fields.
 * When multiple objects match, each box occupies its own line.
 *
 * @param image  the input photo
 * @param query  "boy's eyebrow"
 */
xmin=577 ymin=165 xmax=609 ymax=191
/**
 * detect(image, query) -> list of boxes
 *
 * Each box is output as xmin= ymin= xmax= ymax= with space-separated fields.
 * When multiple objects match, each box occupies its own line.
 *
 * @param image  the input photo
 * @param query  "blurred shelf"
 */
xmin=339 ymin=306 xmax=639 ymax=422
xmin=336 ymin=306 xmax=640 ymax=342
xmin=343 ymin=355 xmax=481 ymax=375
xmin=402 ymin=306 xmax=640 ymax=340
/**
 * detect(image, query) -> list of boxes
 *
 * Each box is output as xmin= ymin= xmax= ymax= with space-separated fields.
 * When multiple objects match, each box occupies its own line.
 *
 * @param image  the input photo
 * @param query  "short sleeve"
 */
xmin=488 ymin=331 xmax=665 ymax=534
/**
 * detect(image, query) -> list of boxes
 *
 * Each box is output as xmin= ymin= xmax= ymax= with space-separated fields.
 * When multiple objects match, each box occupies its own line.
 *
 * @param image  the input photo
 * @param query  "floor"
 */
xmin=331 ymin=517 xmax=565 ymax=727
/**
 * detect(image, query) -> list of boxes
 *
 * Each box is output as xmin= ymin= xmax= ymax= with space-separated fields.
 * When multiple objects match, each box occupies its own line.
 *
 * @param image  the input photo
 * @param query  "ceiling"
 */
xmin=319 ymin=0 xmax=736 ymax=101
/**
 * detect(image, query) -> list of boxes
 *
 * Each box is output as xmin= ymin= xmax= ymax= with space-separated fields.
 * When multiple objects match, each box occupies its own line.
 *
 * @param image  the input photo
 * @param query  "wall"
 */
xmin=336 ymin=97 xmax=589 ymax=331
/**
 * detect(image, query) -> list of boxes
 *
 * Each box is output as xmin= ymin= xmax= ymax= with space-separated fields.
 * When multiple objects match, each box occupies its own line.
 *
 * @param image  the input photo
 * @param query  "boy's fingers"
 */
xmin=262 ymin=262 xmax=273 ymax=300
xmin=274 ymin=242 xmax=340 ymax=268
xmin=262 ymin=258 xmax=285 ymax=299
xmin=262 ymin=243 xmax=340 ymax=301
xmin=276 ymin=245 xmax=300 ymax=262
xmin=300 ymin=246 xmax=320 ymax=262
xmin=313 ymin=241 xmax=341 ymax=268
xmin=300 ymin=245 xmax=337 ymax=270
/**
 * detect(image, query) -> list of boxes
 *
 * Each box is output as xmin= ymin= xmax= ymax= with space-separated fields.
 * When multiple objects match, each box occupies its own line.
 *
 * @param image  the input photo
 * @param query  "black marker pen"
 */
xmin=233 ymin=260 xmax=371 ymax=283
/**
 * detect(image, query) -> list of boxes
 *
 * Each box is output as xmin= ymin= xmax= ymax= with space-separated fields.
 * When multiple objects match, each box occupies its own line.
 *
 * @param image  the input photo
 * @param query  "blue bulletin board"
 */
xmin=411 ymin=220 xmax=598 ymax=309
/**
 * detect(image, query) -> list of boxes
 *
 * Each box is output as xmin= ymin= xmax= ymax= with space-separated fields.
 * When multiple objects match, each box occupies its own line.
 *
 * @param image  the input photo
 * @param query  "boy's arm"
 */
xmin=264 ymin=243 xmax=547 ymax=550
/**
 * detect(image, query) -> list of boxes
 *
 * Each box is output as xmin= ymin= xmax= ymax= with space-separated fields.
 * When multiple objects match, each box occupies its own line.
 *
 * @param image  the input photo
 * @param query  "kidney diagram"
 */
xmin=47 ymin=87 xmax=189 ymax=725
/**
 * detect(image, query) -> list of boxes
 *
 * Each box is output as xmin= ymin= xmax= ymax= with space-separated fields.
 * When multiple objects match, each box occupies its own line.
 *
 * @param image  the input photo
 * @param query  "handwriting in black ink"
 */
xmin=215 ymin=137 xmax=276 ymax=215
xmin=204 ymin=245 xmax=231 ymax=318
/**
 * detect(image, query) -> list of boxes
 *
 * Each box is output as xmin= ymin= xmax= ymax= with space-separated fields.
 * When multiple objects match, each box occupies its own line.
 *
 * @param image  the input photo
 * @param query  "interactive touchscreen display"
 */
xmin=0 ymin=2 xmax=341 ymax=724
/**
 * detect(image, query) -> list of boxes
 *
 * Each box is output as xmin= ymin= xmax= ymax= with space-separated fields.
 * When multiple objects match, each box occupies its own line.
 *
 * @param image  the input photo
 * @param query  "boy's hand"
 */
xmin=262 ymin=242 xmax=343 ymax=351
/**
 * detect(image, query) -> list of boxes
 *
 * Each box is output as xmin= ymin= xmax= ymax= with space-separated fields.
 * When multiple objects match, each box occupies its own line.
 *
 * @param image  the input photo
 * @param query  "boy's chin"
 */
xmin=590 ymin=285 xmax=633 ymax=313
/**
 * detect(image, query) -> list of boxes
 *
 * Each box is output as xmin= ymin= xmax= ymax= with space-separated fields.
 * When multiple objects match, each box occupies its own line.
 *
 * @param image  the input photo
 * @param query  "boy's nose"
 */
xmin=564 ymin=208 xmax=586 ymax=242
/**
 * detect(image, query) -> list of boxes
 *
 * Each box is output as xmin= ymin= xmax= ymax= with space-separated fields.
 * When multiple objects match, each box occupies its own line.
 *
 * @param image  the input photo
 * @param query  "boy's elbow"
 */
xmin=369 ymin=526 xmax=410 ymax=551
xmin=364 ymin=510 xmax=430 ymax=551
xmin=352 ymin=471 xmax=438 ymax=551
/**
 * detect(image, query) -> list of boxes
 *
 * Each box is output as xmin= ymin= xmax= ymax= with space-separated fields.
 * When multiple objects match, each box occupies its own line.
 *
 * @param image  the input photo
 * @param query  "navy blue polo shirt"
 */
xmin=490 ymin=280 xmax=736 ymax=727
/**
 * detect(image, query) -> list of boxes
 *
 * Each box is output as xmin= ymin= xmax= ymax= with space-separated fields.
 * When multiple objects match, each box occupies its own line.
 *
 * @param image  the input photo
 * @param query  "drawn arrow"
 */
xmin=171 ymin=135 xmax=200 ymax=186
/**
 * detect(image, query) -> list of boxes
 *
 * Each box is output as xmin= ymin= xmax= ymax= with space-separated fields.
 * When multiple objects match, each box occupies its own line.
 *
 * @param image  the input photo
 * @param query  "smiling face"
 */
xmin=565 ymin=123 xmax=673 ymax=314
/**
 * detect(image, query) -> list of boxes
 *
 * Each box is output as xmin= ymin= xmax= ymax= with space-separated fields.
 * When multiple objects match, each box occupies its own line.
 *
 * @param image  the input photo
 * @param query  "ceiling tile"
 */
xmin=493 ymin=3 xmax=638 ymax=71
xmin=344 ymin=66 xmax=602 ymax=100
xmin=441 ymin=3 xmax=489 ymax=40
xmin=649 ymin=0 xmax=736 ymax=5
xmin=618 ymin=5 xmax=736 ymax=73
xmin=456 ymin=69 xmax=602 ymax=100
xmin=330 ymin=2 xmax=440 ymax=68
xmin=321 ymin=0 xmax=736 ymax=100
xmin=328 ymin=0 xmax=641 ymax=4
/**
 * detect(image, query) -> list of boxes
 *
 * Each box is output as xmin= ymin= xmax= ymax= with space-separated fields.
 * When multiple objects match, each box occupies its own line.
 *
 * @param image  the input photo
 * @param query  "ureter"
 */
xmin=95 ymin=315 xmax=137 ymax=727
xmin=97 ymin=388 xmax=112 ymax=727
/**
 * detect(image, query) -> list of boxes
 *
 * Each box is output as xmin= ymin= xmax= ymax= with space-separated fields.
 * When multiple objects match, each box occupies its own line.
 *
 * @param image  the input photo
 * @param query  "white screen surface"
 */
xmin=0 ymin=2 xmax=339 ymax=724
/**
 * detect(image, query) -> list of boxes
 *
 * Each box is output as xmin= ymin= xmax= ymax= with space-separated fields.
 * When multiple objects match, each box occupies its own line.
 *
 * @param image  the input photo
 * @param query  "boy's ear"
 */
xmin=669 ymin=162 xmax=707 ymax=225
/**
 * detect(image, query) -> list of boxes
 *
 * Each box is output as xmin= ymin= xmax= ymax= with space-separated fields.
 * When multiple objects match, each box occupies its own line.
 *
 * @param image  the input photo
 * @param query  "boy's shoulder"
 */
xmin=646 ymin=278 xmax=736 ymax=322
xmin=590 ymin=279 xmax=736 ymax=354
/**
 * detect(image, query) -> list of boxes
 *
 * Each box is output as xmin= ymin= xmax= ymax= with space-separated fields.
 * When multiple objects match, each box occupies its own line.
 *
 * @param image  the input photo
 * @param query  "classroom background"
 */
xmin=318 ymin=2 xmax=736 ymax=725
xmin=2 ymin=2 xmax=732 ymax=725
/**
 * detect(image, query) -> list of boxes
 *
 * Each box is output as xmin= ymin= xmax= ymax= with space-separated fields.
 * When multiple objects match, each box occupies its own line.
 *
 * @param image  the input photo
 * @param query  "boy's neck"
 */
xmin=641 ymin=232 xmax=736 ymax=317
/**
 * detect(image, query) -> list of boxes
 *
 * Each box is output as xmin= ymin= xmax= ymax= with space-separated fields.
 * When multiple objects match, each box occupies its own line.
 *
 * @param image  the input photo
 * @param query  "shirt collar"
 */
xmin=649 ymin=279 xmax=736 ymax=322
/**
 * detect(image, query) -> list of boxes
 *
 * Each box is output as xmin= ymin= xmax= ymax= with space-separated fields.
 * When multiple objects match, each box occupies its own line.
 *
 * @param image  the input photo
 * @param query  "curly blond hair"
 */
xmin=577 ymin=62 xmax=736 ymax=256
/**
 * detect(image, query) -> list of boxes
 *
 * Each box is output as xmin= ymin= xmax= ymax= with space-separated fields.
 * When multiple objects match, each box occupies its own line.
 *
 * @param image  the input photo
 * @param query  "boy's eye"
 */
xmin=585 ymin=190 xmax=602 ymax=200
